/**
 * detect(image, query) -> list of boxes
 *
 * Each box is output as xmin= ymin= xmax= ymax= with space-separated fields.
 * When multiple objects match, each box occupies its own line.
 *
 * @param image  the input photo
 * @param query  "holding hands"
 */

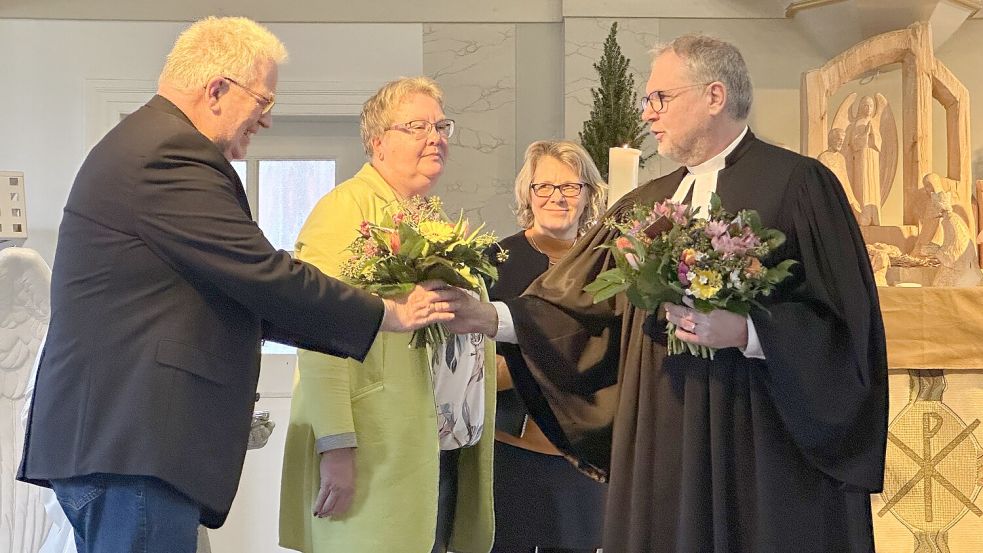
xmin=378 ymin=280 xmax=499 ymax=336
xmin=379 ymin=280 xmax=458 ymax=332
xmin=439 ymin=287 xmax=499 ymax=337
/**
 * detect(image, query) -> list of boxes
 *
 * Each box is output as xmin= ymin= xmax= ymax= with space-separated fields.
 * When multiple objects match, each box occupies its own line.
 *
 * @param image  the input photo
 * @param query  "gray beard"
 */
xmin=659 ymin=132 xmax=713 ymax=167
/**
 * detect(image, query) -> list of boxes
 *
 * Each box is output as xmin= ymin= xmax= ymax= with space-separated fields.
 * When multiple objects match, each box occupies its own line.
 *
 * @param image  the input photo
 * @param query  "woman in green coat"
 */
xmin=279 ymin=76 xmax=496 ymax=553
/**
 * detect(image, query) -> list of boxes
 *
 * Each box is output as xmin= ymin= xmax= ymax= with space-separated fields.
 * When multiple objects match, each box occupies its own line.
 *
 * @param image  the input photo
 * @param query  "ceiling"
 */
xmin=785 ymin=0 xmax=982 ymax=55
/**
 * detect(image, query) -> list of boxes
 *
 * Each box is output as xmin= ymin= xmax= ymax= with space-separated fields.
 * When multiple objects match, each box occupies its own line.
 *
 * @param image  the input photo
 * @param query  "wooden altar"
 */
xmin=802 ymin=22 xmax=983 ymax=553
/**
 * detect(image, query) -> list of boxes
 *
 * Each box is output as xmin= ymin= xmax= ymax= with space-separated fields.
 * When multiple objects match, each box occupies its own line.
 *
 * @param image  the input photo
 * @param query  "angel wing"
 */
xmin=873 ymin=92 xmax=889 ymax=119
xmin=874 ymin=93 xmax=898 ymax=203
xmin=0 ymin=249 xmax=50 ymax=399
xmin=0 ymin=247 xmax=54 ymax=553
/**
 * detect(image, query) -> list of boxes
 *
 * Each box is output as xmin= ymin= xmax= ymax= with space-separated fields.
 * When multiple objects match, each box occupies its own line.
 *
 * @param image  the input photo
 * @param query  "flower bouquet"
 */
xmin=583 ymin=193 xmax=795 ymax=359
xmin=340 ymin=196 xmax=502 ymax=349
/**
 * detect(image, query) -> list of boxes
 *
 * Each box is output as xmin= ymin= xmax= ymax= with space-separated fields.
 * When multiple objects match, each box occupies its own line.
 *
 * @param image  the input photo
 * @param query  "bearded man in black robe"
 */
xmin=447 ymin=34 xmax=887 ymax=553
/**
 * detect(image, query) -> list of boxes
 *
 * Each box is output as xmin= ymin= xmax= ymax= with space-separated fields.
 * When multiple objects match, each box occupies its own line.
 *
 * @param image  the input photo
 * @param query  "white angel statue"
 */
xmin=0 ymin=247 xmax=57 ymax=553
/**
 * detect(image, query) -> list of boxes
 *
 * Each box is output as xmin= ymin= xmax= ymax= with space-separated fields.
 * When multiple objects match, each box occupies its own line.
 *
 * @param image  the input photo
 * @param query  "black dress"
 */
xmin=488 ymin=232 xmax=606 ymax=551
xmin=502 ymin=133 xmax=888 ymax=553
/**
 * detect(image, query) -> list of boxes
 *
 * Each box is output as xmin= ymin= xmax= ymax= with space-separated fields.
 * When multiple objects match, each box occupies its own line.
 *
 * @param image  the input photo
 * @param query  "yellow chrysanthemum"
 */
xmin=418 ymin=221 xmax=456 ymax=243
xmin=689 ymin=269 xmax=722 ymax=300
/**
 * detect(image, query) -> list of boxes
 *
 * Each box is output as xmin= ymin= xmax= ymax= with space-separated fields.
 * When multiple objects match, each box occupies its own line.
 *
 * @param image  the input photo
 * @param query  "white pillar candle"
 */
xmin=607 ymin=146 xmax=641 ymax=208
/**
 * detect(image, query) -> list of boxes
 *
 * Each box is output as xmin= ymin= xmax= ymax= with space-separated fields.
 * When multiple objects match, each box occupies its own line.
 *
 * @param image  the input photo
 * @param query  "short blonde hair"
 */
xmin=361 ymin=77 xmax=444 ymax=156
xmin=515 ymin=140 xmax=607 ymax=234
xmin=159 ymin=16 xmax=288 ymax=90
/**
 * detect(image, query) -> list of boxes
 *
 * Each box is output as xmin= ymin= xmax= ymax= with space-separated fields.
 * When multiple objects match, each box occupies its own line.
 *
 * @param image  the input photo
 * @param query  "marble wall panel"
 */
xmin=424 ymin=23 xmax=519 ymax=239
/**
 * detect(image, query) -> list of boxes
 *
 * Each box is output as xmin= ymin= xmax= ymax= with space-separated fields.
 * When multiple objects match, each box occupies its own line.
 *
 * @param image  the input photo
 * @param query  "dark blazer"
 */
xmin=18 ymin=95 xmax=384 ymax=527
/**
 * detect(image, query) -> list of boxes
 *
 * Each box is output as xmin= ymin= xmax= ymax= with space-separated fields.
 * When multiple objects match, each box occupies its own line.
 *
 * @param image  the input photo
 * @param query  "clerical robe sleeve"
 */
xmin=502 ymin=197 xmax=637 ymax=480
xmin=751 ymin=159 xmax=888 ymax=492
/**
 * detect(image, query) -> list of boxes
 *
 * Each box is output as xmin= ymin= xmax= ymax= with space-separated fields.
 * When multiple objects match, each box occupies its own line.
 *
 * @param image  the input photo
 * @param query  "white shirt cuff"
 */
xmin=491 ymin=301 xmax=518 ymax=344
xmin=740 ymin=315 xmax=766 ymax=359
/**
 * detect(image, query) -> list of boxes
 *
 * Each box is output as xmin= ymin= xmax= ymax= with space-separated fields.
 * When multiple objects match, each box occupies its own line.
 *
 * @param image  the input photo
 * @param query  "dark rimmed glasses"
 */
xmin=530 ymin=182 xmax=584 ymax=198
xmin=639 ymin=82 xmax=713 ymax=113
xmin=224 ymin=76 xmax=276 ymax=115
xmin=388 ymin=119 xmax=455 ymax=139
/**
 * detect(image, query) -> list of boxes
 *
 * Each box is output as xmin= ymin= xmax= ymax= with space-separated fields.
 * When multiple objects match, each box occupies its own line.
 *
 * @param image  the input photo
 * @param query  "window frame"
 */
xmin=231 ymin=156 xmax=337 ymax=256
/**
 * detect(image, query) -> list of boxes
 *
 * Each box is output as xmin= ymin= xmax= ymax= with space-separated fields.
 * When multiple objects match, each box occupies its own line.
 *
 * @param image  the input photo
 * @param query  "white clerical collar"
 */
xmin=685 ymin=126 xmax=749 ymax=176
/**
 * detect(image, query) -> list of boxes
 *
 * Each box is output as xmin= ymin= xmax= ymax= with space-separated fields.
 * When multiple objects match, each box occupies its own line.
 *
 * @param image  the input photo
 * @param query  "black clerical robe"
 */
xmin=503 ymin=132 xmax=888 ymax=553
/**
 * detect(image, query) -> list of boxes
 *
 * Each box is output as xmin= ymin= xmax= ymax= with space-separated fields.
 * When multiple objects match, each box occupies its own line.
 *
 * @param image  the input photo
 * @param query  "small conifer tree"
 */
xmin=579 ymin=22 xmax=652 ymax=180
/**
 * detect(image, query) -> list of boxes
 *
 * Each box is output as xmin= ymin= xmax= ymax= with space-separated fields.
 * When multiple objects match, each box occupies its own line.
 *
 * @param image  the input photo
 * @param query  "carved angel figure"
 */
xmin=829 ymin=92 xmax=897 ymax=227
xmin=847 ymin=94 xmax=889 ymax=225
xmin=0 ymin=247 xmax=53 ymax=552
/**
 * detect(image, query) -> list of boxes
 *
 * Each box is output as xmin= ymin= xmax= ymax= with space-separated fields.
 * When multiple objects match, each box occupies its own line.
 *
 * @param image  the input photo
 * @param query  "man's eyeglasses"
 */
xmin=639 ymin=82 xmax=712 ymax=114
xmin=224 ymin=76 xmax=276 ymax=115
xmin=530 ymin=182 xmax=584 ymax=198
xmin=388 ymin=119 xmax=455 ymax=139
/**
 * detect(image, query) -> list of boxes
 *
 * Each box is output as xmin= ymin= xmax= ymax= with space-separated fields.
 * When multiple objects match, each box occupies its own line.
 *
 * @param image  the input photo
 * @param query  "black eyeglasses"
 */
xmin=639 ymin=82 xmax=712 ymax=114
xmin=224 ymin=76 xmax=276 ymax=115
xmin=388 ymin=119 xmax=455 ymax=139
xmin=530 ymin=182 xmax=584 ymax=198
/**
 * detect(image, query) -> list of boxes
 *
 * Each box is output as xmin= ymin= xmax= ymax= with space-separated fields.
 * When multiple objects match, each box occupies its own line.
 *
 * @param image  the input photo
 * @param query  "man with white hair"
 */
xmin=18 ymin=16 xmax=453 ymax=553
xmin=449 ymin=34 xmax=887 ymax=552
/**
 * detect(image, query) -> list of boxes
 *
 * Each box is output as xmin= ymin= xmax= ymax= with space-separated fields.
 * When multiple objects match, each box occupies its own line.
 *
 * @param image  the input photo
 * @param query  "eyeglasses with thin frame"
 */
xmin=224 ymin=76 xmax=276 ymax=115
xmin=530 ymin=182 xmax=584 ymax=198
xmin=388 ymin=119 xmax=455 ymax=140
xmin=639 ymin=82 xmax=713 ymax=114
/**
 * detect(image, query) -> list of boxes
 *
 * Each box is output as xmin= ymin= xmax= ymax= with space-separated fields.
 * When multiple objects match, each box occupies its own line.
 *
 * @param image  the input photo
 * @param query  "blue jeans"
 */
xmin=51 ymin=473 xmax=200 ymax=553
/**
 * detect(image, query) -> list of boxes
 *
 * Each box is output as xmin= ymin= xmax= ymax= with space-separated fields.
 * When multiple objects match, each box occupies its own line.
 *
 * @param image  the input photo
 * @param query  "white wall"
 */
xmin=0 ymin=19 xmax=423 ymax=264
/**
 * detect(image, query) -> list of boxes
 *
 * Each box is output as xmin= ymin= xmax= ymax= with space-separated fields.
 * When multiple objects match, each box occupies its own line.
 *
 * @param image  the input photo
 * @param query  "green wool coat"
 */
xmin=279 ymin=163 xmax=496 ymax=553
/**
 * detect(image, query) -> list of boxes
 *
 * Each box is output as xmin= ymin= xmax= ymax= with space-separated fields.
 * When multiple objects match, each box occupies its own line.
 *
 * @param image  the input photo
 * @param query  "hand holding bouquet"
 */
xmin=340 ymin=196 xmax=503 ymax=349
xmin=584 ymin=193 xmax=795 ymax=359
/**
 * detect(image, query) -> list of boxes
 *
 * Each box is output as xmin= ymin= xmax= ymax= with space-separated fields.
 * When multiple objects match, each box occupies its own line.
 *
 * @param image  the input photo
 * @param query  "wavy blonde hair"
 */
xmin=514 ymin=140 xmax=607 ymax=234
xmin=159 ymin=16 xmax=288 ymax=90
xmin=360 ymin=77 xmax=444 ymax=157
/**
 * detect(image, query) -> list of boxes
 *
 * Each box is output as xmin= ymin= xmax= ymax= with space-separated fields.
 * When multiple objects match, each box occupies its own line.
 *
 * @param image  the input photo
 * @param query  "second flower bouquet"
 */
xmin=340 ymin=196 xmax=502 ymax=349
xmin=584 ymin=193 xmax=795 ymax=359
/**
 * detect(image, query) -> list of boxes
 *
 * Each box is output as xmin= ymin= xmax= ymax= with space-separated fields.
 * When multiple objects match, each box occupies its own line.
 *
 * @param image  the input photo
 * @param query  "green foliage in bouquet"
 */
xmin=584 ymin=193 xmax=796 ymax=358
xmin=341 ymin=196 xmax=503 ymax=348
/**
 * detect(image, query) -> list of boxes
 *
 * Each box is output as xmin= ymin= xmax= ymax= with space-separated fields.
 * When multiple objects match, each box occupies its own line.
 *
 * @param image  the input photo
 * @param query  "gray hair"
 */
xmin=360 ymin=77 xmax=444 ymax=157
xmin=514 ymin=140 xmax=607 ymax=234
xmin=652 ymin=34 xmax=752 ymax=120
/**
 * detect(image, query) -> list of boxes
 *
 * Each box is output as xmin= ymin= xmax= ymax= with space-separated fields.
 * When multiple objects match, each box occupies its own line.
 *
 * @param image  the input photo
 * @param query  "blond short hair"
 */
xmin=360 ymin=77 xmax=444 ymax=156
xmin=159 ymin=16 xmax=288 ymax=90
xmin=515 ymin=140 xmax=607 ymax=234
